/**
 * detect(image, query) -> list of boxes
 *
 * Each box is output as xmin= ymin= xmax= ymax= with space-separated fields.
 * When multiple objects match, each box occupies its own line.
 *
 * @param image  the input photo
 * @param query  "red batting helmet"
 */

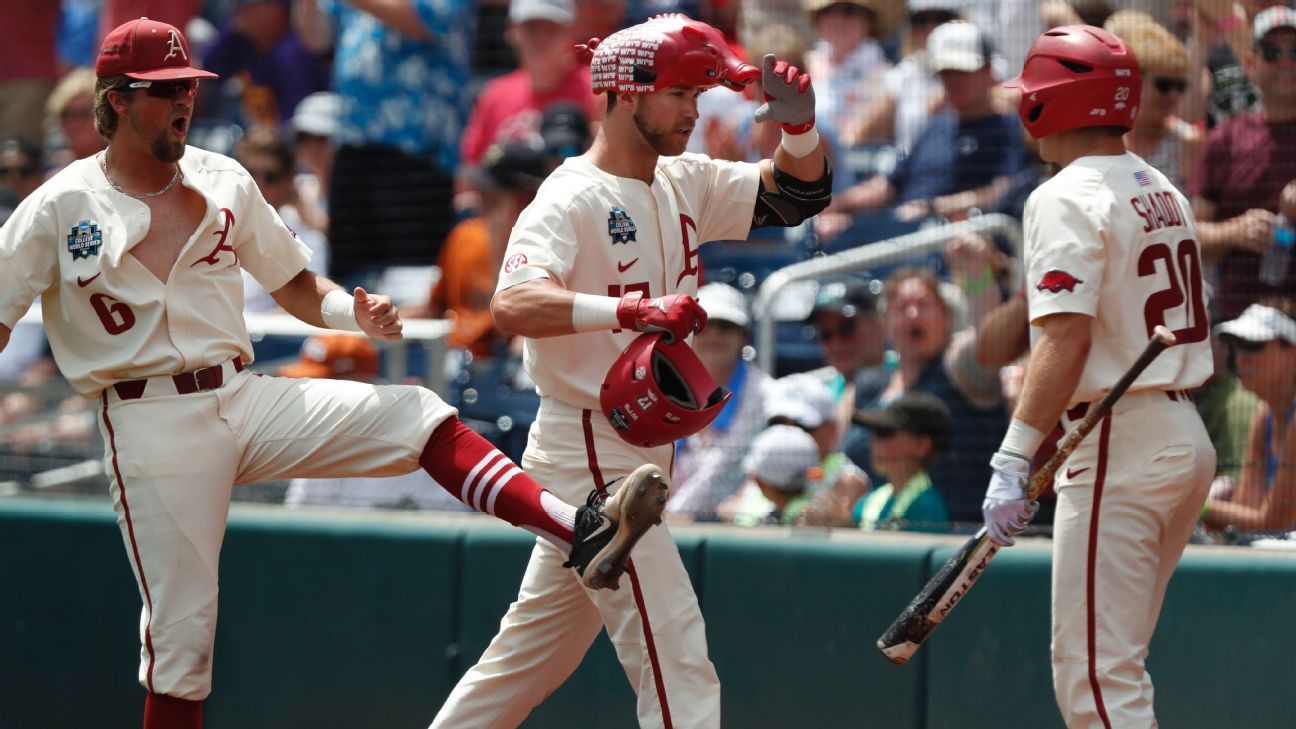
xmin=577 ymin=14 xmax=759 ymax=95
xmin=1007 ymin=25 xmax=1141 ymax=139
xmin=601 ymin=332 xmax=733 ymax=448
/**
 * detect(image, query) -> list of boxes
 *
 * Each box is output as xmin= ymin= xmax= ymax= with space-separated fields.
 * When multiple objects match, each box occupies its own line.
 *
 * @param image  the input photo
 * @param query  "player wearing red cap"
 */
xmin=982 ymin=26 xmax=1215 ymax=728
xmin=0 ymin=18 xmax=671 ymax=729
xmin=430 ymin=14 xmax=830 ymax=729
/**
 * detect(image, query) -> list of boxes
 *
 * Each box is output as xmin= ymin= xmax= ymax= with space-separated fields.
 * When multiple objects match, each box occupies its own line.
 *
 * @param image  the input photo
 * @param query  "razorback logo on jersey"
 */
xmin=67 ymin=220 xmax=104 ymax=259
xmin=608 ymin=207 xmax=637 ymax=244
xmin=1036 ymin=270 xmax=1084 ymax=293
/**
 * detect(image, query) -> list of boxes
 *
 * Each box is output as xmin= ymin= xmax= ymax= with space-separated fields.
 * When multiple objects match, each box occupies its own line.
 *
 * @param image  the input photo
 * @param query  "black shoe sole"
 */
xmin=582 ymin=465 xmax=669 ymax=590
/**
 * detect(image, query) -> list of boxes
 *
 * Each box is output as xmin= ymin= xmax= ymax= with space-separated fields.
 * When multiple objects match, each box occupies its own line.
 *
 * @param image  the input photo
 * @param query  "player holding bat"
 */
xmin=881 ymin=25 xmax=1216 ymax=728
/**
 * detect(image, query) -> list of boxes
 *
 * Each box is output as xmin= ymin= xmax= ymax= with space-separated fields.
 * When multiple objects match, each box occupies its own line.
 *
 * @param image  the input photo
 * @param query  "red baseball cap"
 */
xmin=95 ymin=17 xmax=219 ymax=81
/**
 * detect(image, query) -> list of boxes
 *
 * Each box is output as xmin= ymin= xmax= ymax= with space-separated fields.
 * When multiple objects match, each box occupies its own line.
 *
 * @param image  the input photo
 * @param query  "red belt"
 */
xmin=1064 ymin=389 xmax=1192 ymax=422
xmin=112 ymin=357 xmax=244 ymax=401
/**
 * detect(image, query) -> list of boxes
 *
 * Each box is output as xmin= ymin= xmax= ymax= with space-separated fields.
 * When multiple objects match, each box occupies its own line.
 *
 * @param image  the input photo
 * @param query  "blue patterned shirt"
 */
xmin=326 ymin=0 xmax=473 ymax=170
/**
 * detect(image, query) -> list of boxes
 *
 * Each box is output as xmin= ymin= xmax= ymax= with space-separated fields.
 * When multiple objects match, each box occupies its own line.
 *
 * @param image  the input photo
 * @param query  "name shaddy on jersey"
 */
xmin=1129 ymin=189 xmax=1187 ymax=233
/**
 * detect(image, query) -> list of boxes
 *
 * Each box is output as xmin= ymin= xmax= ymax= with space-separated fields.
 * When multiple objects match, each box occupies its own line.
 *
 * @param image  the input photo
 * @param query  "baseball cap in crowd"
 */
xmin=927 ymin=20 xmax=995 ymax=73
xmin=765 ymin=372 xmax=836 ymax=430
xmin=291 ymin=91 xmax=340 ymax=139
xmin=742 ymin=424 xmax=821 ymax=493
xmin=808 ymin=279 xmax=880 ymax=323
xmin=510 ymin=0 xmax=574 ymax=24
xmin=853 ymin=391 xmax=952 ymax=456
xmin=279 ymin=334 xmax=380 ymax=380
xmin=96 ymin=17 xmax=219 ymax=81
xmin=465 ymin=141 xmax=556 ymax=192
xmin=1254 ymin=6 xmax=1296 ymax=44
xmin=1214 ymin=304 xmax=1296 ymax=345
xmin=539 ymin=102 xmax=591 ymax=159
xmin=697 ymin=282 xmax=750 ymax=328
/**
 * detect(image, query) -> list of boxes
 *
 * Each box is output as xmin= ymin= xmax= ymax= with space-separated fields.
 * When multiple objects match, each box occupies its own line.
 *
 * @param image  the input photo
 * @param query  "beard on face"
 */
xmin=633 ymin=102 xmax=690 ymax=157
xmin=126 ymin=106 xmax=186 ymax=163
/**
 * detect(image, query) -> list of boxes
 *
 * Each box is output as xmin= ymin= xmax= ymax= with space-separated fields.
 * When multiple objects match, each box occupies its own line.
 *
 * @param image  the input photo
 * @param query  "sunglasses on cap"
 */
xmin=1259 ymin=43 xmax=1296 ymax=63
xmin=815 ymin=318 xmax=858 ymax=341
xmin=1152 ymin=77 xmax=1187 ymax=94
xmin=125 ymin=78 xmax=200 ymax=100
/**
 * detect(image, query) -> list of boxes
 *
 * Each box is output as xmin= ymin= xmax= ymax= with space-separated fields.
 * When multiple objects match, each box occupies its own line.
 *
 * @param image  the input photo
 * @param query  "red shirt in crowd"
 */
xmin=459 ymin=65 xmax=593 ymax=167
xmin=1 ymin=2 xmax=59 ymax=82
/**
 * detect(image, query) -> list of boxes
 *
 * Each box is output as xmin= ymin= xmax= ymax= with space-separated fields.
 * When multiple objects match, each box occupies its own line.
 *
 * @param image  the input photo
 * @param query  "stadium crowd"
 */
xmin=1 ymin=0 xmax=1294 ymax=541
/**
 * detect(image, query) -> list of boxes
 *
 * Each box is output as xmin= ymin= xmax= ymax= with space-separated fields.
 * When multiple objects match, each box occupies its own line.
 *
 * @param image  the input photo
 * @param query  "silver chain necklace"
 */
xmin=100 ymin=147 xmax=181 ymax=199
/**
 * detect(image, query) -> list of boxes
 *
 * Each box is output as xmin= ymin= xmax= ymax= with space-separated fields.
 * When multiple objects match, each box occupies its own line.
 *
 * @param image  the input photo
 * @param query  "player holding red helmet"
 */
xmin=430 ymin=14 xmax=830 ymax=729
xmin=982 ymin=25 xmax=1214 ymax=728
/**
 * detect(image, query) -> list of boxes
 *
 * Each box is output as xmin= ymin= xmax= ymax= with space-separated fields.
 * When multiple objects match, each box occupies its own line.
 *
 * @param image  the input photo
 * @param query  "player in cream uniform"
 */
xmin=982 ymin=27 xmax=1215 ymax=728
xmin=0 ymin=19 xmax=668 ymax=729
xmin=432 ymin=14 xmax=831 ymax=729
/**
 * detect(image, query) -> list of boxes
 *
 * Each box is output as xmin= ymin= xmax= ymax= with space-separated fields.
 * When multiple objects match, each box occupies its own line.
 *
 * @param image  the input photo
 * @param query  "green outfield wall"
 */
xmin=2 ymin=497 xmax=1293 ymax=728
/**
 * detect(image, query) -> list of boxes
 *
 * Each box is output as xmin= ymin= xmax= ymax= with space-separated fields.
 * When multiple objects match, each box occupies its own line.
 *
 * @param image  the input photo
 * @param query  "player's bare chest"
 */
xmin=130 ymin=186 xmax=208 ymax=283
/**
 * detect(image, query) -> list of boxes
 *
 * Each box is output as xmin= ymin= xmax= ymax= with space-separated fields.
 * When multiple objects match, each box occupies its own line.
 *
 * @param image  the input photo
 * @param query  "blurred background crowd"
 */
xmin=1 ymin=0 xmax=1294 ymax=543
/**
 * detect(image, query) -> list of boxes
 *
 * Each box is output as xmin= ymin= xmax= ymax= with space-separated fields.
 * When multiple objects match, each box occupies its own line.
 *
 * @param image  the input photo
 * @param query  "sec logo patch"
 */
xmin=503 ymin=253 xmax=528 ymax=274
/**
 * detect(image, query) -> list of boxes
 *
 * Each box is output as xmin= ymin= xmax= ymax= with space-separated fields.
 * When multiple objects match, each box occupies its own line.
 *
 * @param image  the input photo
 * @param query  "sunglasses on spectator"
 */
xmin=1152 ymin=77 xmax=1187 ymax=94
xmin=248 ymin=167 xmax=287 ymax=184
xmin=1228 ymin=337 xmax=1267 ymax=354
xmin=815 ymin=319 xmax=858 ymax=341
xmin=125 ymin=78 xmax=200 ymax=100
xmin=910 ymin=11 xmax=957 ymax=27
xmin=0 ymin=164 xmax=38 ymax=177
xmin=1258 ymin=43 xmax=1296 ymax=63
xmin=60 ymin=106 xmax=94 ymax=121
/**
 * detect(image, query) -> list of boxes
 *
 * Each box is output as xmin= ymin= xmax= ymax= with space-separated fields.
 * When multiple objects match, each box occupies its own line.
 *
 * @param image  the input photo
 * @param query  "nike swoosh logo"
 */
xmin=76 ymin=273 xmax=101 ymax=287
xmin=617 ymin=259 xmax=639 ymax=273
xmin=1066 ymin=467 xmax=1090 ymax=479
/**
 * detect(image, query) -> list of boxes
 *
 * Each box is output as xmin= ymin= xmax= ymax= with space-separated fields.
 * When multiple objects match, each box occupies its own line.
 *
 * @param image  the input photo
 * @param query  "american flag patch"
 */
xmin=1134 ymin=170 xmax=1151 ymax=187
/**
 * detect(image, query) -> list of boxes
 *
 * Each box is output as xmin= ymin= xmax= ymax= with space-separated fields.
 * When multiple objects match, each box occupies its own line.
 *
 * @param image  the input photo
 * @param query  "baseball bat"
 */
xmin=876 ymin=325 xmax=1178 ymax=665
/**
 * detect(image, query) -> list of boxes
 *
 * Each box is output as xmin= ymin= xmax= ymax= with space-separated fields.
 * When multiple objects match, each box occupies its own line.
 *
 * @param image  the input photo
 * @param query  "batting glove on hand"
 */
xmin=616 ymin=291 xmax=708 ymax=344
xmin=754 ymin=53 xmax=815 ymax=134
xmin=982 ymin=451 xmax=1039 ymax=547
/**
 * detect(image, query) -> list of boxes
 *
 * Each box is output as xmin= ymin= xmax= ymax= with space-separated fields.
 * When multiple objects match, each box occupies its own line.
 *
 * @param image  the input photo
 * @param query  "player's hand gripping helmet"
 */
xmin=601 ymin=332 xmax=733 ymax=448
xmin=1007 ymin=25 xmax=1141 ymax=139
xmin=576 ymin=14 xmax=760 ymax=95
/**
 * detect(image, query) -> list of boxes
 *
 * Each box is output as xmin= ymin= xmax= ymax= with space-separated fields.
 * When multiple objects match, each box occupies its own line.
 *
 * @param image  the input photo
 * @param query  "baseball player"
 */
xmin=982 ymin=27 xmax=1216 ymax=728
xmin=431 ymin=14 xmax=830 ymax=729
xmin=0 ymin=19 xmax=667 ymax=729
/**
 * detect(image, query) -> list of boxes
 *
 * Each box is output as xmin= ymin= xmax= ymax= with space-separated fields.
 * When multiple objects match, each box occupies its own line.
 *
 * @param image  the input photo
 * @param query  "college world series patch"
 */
xmin=608 ymin=207 xmax=637 ymax=244
xmin=67 ymin=220 xmax=103 ymax=259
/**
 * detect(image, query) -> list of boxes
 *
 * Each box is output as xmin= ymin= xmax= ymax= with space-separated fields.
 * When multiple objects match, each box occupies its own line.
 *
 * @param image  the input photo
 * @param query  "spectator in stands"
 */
xmin=1195 ymin=326 xmax=1261 ymax=501
xmin=234 ymin=130 xmax=330 ymax=313
xmin=458 ymin=0 xmax=594 ymax=177
xmin=409 ymin=102 xmax=590 ymax=357
xmin=852 ymin=1 xmax=958 ymax=154
xmin=296 ymin=0 xmax=472 ymax=285
xmin=282 ymin=334 xmax=470 ymax=510
xmin=571 ymin=0 xmax=627 ymax=46
xmin=202 ymin=0 xmax=330 ymax=128
xmin=852 ymin=391 xmax=951 ymax=532
xmin=816 ymin=21 xmax=1029 ymax=243
xmin=0 ymin=3 xmax=60 ymax=147
xmin=1107 ymin=15 xmax=1203 ymax=194
xmin=44 ymin=69 xmax=105 ymax=173
xmin=1200 ymin=300 xmax=1296 ymax=531
xmin=802 ymin=0 xmax=897 ymax=150
xmin=1192 ymin=5 xmax=1296 ymax=321
xmin=289 ymin=91 xmax=338 ymax=236
xmin=806 ymin=278 xmax=887 ymax=440
xmin=0 ymin=140 xmax=44 ymax=223
xmin=668 ymin=283 xmax=775 ymax=521
xmin=731 ymin=424 xmax=822 ymax=525
xmin=846 ymin=267 xmax=1007 ymax=526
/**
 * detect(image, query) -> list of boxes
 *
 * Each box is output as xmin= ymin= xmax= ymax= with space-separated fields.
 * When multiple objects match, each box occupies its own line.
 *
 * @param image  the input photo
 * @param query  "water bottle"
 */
xmin=1259 ymin=215 xmax=1294 ymax=286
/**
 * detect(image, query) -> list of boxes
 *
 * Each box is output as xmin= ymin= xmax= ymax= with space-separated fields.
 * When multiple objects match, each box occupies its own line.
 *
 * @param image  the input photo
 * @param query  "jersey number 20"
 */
xmin=1138 ymin=238 xmax=1207 ymax=344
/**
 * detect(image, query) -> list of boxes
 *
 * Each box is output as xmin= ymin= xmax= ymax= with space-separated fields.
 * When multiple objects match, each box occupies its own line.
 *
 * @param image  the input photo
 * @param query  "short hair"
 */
xmin=93 ymin=74 xmax=132 ymax=141
xmin=234 ymin=128 xmax=296 ymax=174
xmin=46 ymin=68 xmax=97 ymax=121
xmin=1109 ymin=18 xmax=1190 ymax=78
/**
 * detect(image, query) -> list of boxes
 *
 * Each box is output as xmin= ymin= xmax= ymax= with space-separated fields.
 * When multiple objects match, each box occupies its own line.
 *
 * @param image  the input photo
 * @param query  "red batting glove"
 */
xmin=616 ymin=291 xmax=708 ymax=343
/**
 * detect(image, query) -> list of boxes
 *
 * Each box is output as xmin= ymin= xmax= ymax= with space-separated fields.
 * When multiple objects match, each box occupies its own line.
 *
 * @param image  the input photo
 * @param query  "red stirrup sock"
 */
xmin=144 ymin=692 xmax=202 ymax=729
xmin=421 ymin=418 xmax=576 ymax=550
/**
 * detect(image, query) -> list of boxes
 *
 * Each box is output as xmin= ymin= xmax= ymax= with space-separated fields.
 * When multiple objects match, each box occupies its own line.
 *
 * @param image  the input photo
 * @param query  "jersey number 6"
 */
xmin=1138 ymin=238 xmax=1207 ymax=344
xmin=90 ymin=293 xmax=137 ymax=335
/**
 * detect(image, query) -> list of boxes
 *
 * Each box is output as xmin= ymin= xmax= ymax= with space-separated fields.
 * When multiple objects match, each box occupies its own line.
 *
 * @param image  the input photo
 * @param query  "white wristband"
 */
xmin=321 ymin=288 xmax=361 ymax=331
xmin=780 ymin=127 xmax=819 ymax=158
xmin=571 ymin=293 xmax=621 ymax=332
xmin=999 ymin=418 xmax=1047 ymax=460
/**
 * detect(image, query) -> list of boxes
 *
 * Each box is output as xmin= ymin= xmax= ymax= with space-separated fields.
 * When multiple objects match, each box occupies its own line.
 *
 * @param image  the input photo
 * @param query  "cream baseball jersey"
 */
xmin=0 ymin=147 xmax=311 ymax=395
xmin=496 ymin=153 xmax=760 ymax=409
xmin=1024 ymin=152 xmax=1213 ymax=405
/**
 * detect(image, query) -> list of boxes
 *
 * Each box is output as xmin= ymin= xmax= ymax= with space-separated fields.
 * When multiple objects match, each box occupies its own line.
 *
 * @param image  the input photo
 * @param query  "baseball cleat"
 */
xmin=565 ymin=464 xmax=669 ymax=590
